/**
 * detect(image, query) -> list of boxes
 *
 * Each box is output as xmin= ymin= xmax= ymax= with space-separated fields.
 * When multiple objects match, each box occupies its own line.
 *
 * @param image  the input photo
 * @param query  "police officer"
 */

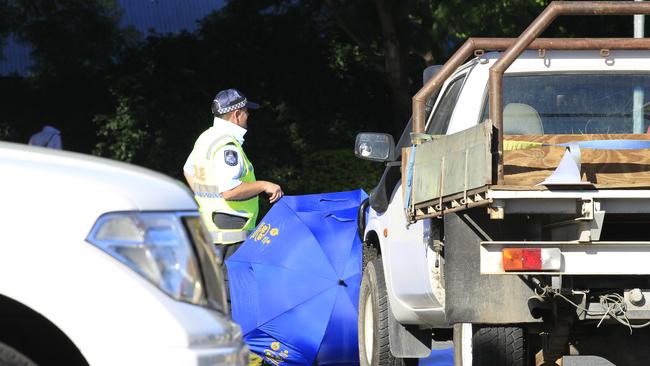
xmin=183 ymin=89 xmax=283 ymax=263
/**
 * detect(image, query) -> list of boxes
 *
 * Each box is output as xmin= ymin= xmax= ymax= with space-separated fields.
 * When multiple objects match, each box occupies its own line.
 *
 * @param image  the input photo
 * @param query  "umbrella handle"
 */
xmin=326 ymin=214 xmax=354 ymax=222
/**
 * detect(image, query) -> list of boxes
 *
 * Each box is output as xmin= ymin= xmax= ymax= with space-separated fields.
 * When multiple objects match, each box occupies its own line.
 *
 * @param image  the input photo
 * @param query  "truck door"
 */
xmin=384 ymin=71 xmax=469 ymax=312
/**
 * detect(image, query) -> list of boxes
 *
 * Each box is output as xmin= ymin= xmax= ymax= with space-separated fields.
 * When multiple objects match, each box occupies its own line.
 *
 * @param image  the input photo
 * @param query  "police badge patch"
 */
xmin=224 ymin=149 xmax=238 ymax=166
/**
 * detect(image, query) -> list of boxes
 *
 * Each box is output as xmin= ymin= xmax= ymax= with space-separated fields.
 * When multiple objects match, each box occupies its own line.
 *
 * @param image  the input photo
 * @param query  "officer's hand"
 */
xmin=264 ymin=182 xmax=284 ymax=203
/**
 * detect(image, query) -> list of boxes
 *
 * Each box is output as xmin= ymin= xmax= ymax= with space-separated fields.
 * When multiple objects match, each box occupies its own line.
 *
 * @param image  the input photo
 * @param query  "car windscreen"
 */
xmin=482 ymin=73 xmax=650 ymax=134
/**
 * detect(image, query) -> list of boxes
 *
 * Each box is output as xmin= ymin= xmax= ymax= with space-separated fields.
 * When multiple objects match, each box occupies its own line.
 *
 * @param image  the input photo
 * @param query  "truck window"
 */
xmin=426 ymin=74 xmax=466 ymax=135
xmin=482 ymin=73 xmax=650 ymax=134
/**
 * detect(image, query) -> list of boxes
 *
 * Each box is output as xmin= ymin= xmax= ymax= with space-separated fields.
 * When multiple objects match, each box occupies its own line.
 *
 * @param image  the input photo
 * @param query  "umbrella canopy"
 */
xmin=418 ymin=347 xmax=454 ymax=366
xmin=227 ymin=190 xmax=367 ymax=366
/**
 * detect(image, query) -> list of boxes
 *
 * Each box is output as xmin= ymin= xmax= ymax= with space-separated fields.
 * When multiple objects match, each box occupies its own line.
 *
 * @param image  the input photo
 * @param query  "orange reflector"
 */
xmin=502 ymin=247 xmax=562 ymax=272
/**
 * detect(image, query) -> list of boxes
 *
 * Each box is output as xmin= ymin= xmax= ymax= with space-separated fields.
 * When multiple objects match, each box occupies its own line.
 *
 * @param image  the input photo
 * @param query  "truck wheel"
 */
xmin=359 ymin=258 xmax=413 ymax=366
xmin=472 ymin=326 xmax=526 ymax=366
xmin=362 ymin=241 xmax=378 ymax=270
xmin=0 ymin=342 xmax=38 ymax=366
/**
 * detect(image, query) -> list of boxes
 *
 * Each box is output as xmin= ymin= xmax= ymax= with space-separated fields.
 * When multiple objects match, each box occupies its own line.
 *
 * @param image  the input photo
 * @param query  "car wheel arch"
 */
xmin=0 ymin=293 xmax=89 ymax=366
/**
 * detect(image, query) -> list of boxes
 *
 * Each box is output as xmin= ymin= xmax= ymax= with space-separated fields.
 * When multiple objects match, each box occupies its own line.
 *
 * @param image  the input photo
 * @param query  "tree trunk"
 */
xmin=375 ymin=0 xmax=412 ymax=136
xmin=324 ymin=0 xmax=413 ymax=136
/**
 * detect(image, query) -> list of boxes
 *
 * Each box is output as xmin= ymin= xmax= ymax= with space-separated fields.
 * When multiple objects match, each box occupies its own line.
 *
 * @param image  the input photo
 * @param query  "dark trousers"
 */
xmin=216 ymin=241 xmax=243 ymax=312
xmin=217 ymin=241 xmax=243 ymax=262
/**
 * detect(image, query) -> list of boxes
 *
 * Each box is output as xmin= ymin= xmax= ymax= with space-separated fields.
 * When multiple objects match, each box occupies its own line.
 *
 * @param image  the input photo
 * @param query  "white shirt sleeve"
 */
xmin=214 ymin=145 xmax=244 ymax=193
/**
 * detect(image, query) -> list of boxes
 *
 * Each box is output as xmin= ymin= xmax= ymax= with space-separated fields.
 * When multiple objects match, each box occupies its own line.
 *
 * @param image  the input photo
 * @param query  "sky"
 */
xmin=1 ymin=0 xmax=225 ymax=76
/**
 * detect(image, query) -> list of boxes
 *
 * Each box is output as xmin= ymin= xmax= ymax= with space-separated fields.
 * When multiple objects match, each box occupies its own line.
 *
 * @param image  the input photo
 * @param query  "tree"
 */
xmin=9 ymin=0 xmax=128 ymax=152
xmin=0 ymin=0 xmax=17 ymax=55
xmin=93 ymin=95 xmax=147 ymax=162
xmin=325 ymin=0 xmax=411 ymax=135
xmin=13 ymin=0 xmax=124 ymax=76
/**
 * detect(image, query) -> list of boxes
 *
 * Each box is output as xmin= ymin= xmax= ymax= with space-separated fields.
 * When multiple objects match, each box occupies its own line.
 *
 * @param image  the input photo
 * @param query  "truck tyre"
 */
xmin=359 ymin=258 xmax=413 ymax=366
xmin=472 ymin=326 xmax=526 ymax=366
xmin=0 ymin=342 xmax=37 ymax=366
xmin=362 ymin=240 xmax=378 ymax=270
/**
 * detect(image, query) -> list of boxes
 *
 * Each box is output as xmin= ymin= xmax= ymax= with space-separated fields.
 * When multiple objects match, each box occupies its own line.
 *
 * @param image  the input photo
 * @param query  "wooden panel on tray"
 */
xmin=503 ymin=134 xmax=650 ymax=187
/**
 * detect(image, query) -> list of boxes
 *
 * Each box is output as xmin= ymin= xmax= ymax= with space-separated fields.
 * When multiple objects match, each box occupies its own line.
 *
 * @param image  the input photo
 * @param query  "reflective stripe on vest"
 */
xmin=192 ymin=183 xmax=221 ymax=197
xmin=188 ymin=127 xmax=258 ymax=244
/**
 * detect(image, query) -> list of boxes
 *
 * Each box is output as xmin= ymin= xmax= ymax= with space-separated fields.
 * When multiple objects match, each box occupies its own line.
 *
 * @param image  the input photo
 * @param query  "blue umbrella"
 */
xmin=226 ymin=190 xmax=368 ymax=366
xmin=418 ymin=347 xmax=454 ymax=366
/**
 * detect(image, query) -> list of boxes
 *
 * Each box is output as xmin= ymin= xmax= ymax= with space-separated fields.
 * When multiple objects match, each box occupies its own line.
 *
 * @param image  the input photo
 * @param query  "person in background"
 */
xmin=28 ymin=125 xmax=63 ymax=149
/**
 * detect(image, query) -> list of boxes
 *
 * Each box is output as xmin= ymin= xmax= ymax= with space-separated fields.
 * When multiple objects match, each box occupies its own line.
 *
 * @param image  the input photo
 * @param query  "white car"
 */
xmin=0 ymin=142 xmax=247 ymax=366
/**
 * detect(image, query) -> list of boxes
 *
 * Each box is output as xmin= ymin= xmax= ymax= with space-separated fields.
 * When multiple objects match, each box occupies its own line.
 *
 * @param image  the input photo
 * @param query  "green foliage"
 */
xmin=0 ymin=121 xmax=16 ymax=141
xmin=101 ymin=31 xmax=208 ymax=177
xmin=92 ymin=96 xmax=147 ymax=162
xmin=13 ymin=0 xmax=124 ymax=75
xmin=301 ymin=149 xmax=383 ymax=194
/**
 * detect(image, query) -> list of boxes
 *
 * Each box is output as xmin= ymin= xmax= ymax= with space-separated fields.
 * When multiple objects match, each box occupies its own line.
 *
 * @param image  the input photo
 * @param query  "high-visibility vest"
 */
xmin=188 ymin=127 xmax=259 ymax=244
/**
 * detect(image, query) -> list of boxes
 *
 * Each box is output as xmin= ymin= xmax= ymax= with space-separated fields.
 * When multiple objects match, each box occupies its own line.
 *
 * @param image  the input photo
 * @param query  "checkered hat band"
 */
xmin=216 ymin=99 xmax=247 ymax=114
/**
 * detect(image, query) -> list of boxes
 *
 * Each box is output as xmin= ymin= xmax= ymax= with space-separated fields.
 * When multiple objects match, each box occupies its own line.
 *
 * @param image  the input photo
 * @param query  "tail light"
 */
xmin=502 ymin=248 xmax=562 ymax=271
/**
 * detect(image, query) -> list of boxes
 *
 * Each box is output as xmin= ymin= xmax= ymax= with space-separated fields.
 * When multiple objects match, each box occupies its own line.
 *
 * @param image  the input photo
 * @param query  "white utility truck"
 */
xmin=0 ymin=141 xmax=247 ymax=366
xmin=355 ymin=2 xmax=650 ymax=365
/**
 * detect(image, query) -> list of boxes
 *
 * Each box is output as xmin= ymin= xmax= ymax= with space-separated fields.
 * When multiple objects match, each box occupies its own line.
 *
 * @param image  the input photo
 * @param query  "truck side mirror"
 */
xmin=354 ymin=132 xmax=395 ymax=162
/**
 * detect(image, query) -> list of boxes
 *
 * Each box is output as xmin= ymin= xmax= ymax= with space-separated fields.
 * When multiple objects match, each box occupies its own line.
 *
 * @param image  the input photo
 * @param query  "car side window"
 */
xmin=426 ymin=74 xmax=467 ymax=135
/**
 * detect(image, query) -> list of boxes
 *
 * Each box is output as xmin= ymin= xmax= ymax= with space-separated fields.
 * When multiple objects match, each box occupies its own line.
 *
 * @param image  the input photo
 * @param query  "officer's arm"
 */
xmin=183 ymin=170 xmax=195 ymax=189
xmin=222 ymin=181 xmax=283 ymax=203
